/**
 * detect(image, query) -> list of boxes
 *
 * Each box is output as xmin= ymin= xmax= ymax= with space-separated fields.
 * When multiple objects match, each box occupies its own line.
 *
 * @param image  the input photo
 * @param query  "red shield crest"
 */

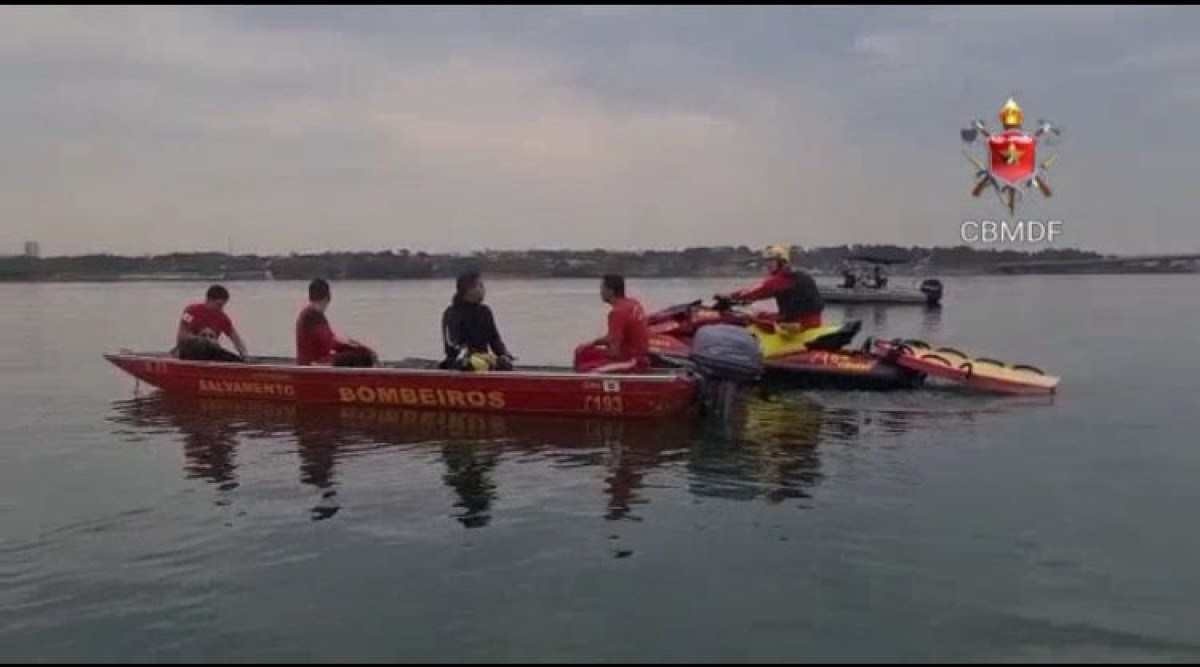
xmin=988 ymin=131 xmax=1037 ymax=186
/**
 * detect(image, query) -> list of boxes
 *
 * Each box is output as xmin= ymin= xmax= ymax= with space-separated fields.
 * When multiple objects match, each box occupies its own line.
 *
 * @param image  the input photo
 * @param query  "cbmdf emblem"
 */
xmin=961 ymin=98 xmax=1062 ymax=215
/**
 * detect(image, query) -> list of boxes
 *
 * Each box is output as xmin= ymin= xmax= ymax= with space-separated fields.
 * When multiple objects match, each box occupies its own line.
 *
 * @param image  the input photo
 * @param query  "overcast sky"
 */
xmin=1 ymin=6 xmax=1196 ymax=256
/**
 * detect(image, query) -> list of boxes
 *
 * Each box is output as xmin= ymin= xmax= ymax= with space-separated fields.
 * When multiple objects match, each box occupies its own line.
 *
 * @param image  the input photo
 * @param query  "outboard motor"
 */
xmin=690 ymin=324 xmax=764 ymax=418
xmin=919 ymin=279 xmax=944 ymax=307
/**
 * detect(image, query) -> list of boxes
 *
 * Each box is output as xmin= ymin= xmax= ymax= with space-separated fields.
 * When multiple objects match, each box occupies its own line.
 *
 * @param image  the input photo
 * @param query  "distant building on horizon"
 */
xmin=24 ymin=241 xmax=40 ymax=258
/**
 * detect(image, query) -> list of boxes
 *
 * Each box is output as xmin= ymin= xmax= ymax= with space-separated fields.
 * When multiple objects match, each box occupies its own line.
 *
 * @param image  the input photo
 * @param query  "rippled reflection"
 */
xmin=440 ymin=441 xmax=499 ymax=528
xmin=921 ymin=303 xmax=944 ymax=333
xmin=840 ymin=303 xmax=891 ymax=331
xmin=686 ymin=393 xmax=827 ymax=505
xmin=106 ymin=388 xmax=994 ymax=527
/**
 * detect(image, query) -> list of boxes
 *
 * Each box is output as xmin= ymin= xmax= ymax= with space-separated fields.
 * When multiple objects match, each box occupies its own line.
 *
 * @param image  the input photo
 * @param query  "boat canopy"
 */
xmin=845 ymin=254 xmax=910 ymax=266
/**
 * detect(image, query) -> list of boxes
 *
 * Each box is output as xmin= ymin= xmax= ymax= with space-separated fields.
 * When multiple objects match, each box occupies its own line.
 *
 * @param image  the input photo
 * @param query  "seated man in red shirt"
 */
xmin=174 ymin=285 xmax=248 ymax=362
xmin=295 ymin=279 xmax=378 ymax=367
xmin=585 ymin=274 xmax=651 ymax=374
xmin=716 ymin=244 xmax=824 ymax=329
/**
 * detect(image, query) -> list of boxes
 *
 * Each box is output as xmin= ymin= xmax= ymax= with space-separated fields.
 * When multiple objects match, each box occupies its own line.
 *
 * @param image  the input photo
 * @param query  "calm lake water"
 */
xmin=2 ymin=275 xmax=1199 ymax=661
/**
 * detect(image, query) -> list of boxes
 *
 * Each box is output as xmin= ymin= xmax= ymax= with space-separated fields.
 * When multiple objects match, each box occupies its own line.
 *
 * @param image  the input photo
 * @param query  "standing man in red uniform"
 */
xmin=174 ymin=285 xmax=248 ymax=362
xmin=585 ymin=274 xmax=651 ymax=374
xmin=717 ymin=245 xmax=824 ymax=329
xmin=295 ymin=279 xmax=378 ymax=367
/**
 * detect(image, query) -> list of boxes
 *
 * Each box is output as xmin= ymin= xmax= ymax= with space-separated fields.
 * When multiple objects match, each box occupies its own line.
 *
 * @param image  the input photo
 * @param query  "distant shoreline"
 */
xmin=0 ymin=269 xmax=1195 ymax=284
xmin=2 ymin=245 xmax=1197 ymax=281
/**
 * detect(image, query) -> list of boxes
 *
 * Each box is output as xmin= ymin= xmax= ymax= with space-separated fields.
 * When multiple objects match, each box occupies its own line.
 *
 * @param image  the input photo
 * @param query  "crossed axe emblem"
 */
xmin=961 ymin=118 xmax=1062 ymax=215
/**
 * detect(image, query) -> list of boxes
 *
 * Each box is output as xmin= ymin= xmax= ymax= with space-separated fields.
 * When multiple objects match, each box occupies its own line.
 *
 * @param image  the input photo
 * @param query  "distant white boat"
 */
xmin=819 ymin=282 xmax=942 ymax=306
xmin=821 ymin=255 xmax=944 ymax=307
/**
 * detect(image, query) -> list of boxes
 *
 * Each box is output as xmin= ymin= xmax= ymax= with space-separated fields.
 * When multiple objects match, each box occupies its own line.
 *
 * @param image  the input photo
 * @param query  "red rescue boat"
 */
xmin=104 ymin=352 xmax=699 ymax=419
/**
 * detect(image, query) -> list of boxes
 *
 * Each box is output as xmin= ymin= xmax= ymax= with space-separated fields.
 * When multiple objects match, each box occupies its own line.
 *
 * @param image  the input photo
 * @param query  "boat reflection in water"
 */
xmin=839 ymin=303 xmax=892 ymax=332
xmin=106 ymin=389 xmax=967 ymax=527
xmin=109 ymin=394 xmax=708 ymax=526
xmin=833 ymin=301 xmax=945 ymax=340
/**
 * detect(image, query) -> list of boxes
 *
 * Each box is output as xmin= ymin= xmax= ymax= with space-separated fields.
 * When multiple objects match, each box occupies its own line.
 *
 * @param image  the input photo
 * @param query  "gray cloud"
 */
xmin=0 ymin=6 xmax=1195 ymax=256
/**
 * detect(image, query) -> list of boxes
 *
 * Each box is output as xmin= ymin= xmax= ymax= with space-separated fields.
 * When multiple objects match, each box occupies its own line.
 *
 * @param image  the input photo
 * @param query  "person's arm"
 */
xmin=730 ymin=273 xmax=791 ymax=303
xmin=483 ymin=307 xmax=510 ymax=358
xmin=176 ymin=307 xmax=206 ymax=347
xmin=228 ymin=326 xmax=249 ymax=358
xmin=176 ymin=320 xmax=196 ymax=347
xmin=590 ymin=305 xmax=616 ymax=347
xmin=443 ymin=308 xmax=464 ymax=359
xmin=605 ymin=308 xmax=625 ymax=359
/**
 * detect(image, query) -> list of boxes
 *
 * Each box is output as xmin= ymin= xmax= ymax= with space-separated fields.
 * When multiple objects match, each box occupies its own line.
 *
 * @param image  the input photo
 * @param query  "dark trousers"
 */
xmin=177 ymin=338 xmax=243 ymax=363
xmin=332 ymin=347 xmax=376 ymax=368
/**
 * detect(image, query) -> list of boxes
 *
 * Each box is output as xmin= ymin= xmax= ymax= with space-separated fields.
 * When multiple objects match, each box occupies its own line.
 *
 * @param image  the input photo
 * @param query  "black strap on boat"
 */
xmin=860 ymin=336 xmax=875 ymax=354
xmin=1012 ymin=364 xmax=1045 ymax=375
xmin=920 ymin=353 xmax=953 ymax=367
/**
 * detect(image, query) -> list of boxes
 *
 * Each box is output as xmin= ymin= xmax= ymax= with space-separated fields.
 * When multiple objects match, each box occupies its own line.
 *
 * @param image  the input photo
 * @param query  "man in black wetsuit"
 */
xmin=440 ymin=270 xmax=514 ymax=371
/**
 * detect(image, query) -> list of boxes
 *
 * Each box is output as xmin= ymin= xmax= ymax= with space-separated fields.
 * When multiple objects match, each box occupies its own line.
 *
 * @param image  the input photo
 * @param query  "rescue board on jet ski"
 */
xmin=871 ymin=339 xmax=1059 ymax=396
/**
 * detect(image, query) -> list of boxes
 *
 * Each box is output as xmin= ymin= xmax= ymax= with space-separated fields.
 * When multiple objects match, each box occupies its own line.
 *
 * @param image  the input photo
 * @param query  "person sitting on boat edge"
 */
xmin=296 ymin=278 xmax=378 ymax=367
xmin=840 ymin=264 xmax=857 ymax=289
xmin=715 ymin=244 xmax=824 ymax=329
xmin=174 ymin=284 xmax=248 ymax=362
xmin=581 ymin=274 xmax=651 ymax=374
xmin=873 ymin=264 xmax=888 ymax=289
xmin=440 ymin=270 xmax=514 ymax=372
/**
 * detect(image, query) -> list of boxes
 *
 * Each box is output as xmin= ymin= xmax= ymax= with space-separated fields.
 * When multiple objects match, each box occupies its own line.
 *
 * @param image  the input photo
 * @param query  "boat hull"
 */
xmin=763 ymin=350 xmax=923 ymax=391
xmin=819 ymin=286 xmax=934 ymax=305
xmin=104 ymin=353 xmax=699 ymax=419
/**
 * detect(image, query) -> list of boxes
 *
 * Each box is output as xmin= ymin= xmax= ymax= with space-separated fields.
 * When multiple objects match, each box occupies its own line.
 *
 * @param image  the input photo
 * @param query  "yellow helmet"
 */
xmin=762 ymin=244 xmax=791 ymax=263
xmin=999 ymin=97 xmax=1024 ymax=129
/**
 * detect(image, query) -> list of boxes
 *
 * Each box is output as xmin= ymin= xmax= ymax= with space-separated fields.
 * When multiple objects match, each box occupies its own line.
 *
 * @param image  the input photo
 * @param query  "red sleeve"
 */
xmin=313 ymin=320 xmax=336 ymax=355
xmin=218 ymin=312 xmax=234 ymax=338
xmin=180 ymin=304 xmax=199 ymax=332
xmin=607 ymin=305 xmax=626 ymax=353
xmin=732 ymin=273 xmax=792 ymax=302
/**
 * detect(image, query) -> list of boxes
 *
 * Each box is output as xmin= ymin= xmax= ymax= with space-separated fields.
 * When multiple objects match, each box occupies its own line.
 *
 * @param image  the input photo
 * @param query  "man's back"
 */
xmin=180 ymin=302 xmax=232 ymax=341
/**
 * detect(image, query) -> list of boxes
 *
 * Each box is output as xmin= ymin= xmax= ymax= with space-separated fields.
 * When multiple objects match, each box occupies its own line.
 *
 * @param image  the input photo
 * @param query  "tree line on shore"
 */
xmin=0 ymin=245 xmax=1106 ymax=281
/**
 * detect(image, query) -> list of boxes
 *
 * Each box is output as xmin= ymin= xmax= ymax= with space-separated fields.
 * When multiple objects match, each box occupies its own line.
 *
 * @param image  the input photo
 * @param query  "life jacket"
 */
xmin=773 ymin=267 xmax=823 ymax=323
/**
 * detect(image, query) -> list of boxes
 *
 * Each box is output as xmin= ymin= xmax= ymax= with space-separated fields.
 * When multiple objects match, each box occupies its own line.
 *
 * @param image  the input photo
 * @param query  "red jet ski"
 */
xmin=576 ymin=299 xmax=922 ymax=391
